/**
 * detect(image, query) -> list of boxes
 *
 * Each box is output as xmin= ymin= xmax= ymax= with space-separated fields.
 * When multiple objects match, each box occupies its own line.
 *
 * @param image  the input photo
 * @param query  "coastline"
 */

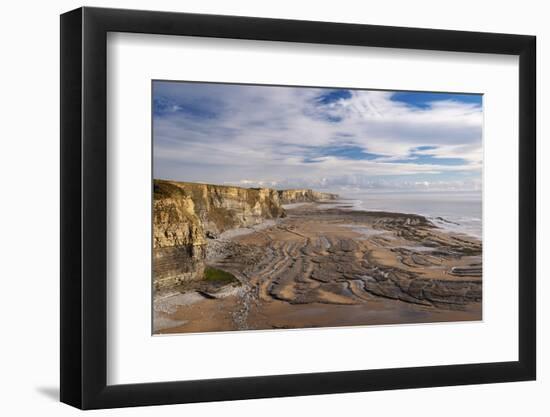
xmin=154 ymin=200 xmax=482 ymax=334
xmin=338 ymin=191 xmax=483 ymax=240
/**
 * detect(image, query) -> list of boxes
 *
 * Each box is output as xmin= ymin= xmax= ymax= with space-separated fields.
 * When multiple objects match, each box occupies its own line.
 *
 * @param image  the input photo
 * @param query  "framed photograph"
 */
xmin=60 ymin=6 xmax=536 ymax=409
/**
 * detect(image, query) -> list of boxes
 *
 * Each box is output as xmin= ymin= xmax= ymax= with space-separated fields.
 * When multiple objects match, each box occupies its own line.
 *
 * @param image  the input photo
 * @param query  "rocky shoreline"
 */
xmin=154 ymin=200 xmax=482 ymax=334
xmin=153 ymin=179 xmax=337 ymax=289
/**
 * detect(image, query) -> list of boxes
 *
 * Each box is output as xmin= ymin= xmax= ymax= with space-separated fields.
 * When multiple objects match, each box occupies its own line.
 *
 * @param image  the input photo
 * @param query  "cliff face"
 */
xmin=153 ymin=179 xmax=338 ymax=288
xmin=278 ymin=189 xmax=338 ymax=204
xmin=153 ymin=183 xmax=208 ymax=289
xmin=154 ymin=180 xmax=285 ymax=288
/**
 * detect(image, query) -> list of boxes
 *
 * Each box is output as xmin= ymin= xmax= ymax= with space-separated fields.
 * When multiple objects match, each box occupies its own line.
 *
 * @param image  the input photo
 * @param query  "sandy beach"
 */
xmin=154 ymin=201 xmax=482 ymax=334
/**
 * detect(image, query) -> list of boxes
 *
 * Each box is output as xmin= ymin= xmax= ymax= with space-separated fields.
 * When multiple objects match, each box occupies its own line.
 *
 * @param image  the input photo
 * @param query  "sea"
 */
xmin=337 ymin=190 xmax=482 ymax=240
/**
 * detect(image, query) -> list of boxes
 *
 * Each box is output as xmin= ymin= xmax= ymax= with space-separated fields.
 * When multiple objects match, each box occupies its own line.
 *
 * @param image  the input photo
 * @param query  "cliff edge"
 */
xmin=278 ymin=189 xmax=338 ymax=204
xmin=153 ymin=179 xmax=338 ymax=289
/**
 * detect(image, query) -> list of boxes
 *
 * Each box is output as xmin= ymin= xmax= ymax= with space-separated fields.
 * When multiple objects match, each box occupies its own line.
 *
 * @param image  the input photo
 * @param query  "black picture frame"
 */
xmin=60 ymin=6 xmax=536 ymax=410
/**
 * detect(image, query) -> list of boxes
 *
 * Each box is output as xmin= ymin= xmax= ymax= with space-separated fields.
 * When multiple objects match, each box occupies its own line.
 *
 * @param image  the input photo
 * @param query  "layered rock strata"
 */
xmin=278 ymin=189 xmax=338 ymax=204
xmin=153 ymin=180 xmax=337 ymax=288
xmin=209 ymin=205 xmax=482 ymax=311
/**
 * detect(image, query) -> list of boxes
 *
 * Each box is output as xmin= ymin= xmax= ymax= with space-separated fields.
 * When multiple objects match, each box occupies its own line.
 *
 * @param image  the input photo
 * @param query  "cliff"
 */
xmin=278 ymin=189 xmax=338 ymax=204
xmin=153 ymin=179 xmax=338 ymax=288
xmin=153 ymin=182 xmax=207 ymax=289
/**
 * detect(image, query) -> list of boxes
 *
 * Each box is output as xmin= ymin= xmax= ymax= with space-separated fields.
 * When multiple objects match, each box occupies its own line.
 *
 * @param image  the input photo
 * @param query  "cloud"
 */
xmin=153 ymin=81 xmax=482 ymax=192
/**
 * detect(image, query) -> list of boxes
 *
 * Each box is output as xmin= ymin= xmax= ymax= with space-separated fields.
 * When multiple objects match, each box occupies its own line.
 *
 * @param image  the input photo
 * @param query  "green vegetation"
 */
xmin=203 ymin=266 xmax=237 ymax=284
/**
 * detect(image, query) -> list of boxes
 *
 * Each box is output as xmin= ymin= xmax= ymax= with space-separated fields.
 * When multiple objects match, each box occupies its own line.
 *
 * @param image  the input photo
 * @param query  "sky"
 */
xmin=153 ymin=81 xmax=482 ymax=194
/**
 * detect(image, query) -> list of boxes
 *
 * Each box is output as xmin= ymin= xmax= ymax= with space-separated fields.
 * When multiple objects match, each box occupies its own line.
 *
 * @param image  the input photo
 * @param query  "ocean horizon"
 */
xmin=334 ymin=190 xmax=482 ymax=239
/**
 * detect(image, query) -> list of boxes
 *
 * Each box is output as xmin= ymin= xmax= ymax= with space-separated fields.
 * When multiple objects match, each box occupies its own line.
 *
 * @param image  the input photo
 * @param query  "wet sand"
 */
xmin=154 ymin=202 xmax=482 ymax=334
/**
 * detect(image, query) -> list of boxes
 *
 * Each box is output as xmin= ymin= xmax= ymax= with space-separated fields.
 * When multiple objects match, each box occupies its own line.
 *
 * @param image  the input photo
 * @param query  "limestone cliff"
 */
xmin=153 ymin=179 xmax=338 ymax=288
xmin=153 ymin=180 xmax=284 ymax=288
xmin=153 ymin=182 xmax=208 ymax=289
xmin=278 ymin=189 xmax=338 ymax=204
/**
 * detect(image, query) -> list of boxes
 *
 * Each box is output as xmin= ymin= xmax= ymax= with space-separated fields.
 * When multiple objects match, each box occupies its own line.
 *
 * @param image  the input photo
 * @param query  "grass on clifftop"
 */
xmin=203 ymin=266 xmax=238 ymax=284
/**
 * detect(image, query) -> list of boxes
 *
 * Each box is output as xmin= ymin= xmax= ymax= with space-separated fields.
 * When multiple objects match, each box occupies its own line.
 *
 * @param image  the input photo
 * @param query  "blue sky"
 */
xmin=153 ymin=81 xmax=482 ymax=192
xmin=391 ymin=92 xmax=482 ymax=109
